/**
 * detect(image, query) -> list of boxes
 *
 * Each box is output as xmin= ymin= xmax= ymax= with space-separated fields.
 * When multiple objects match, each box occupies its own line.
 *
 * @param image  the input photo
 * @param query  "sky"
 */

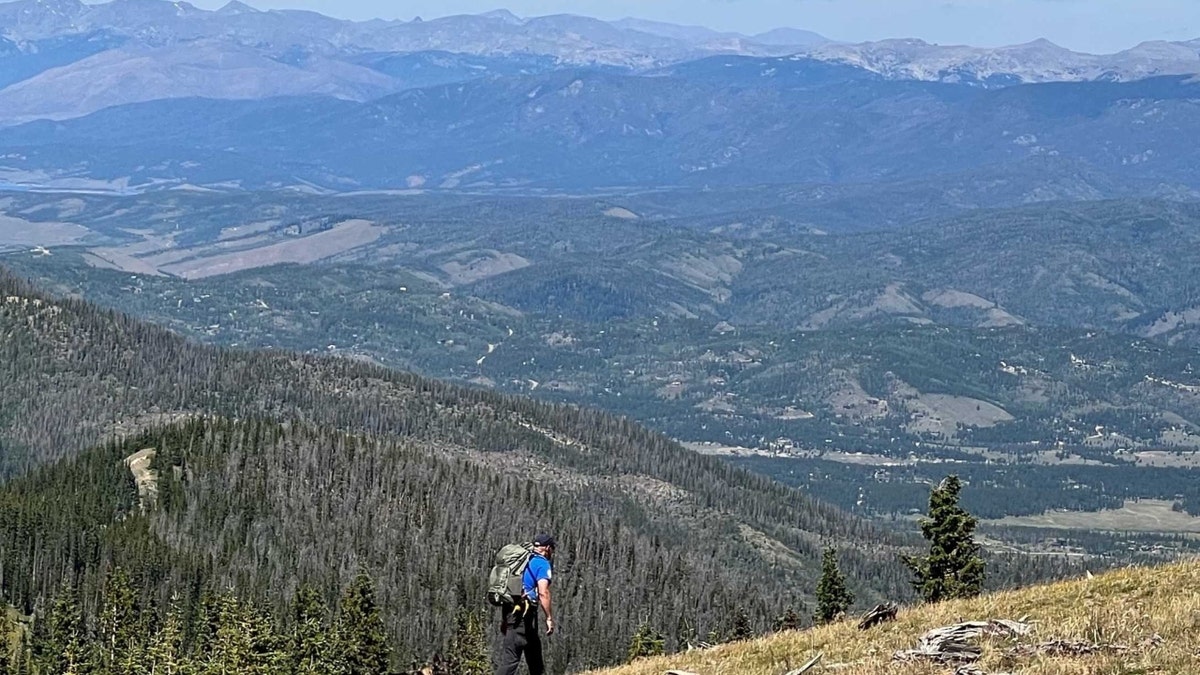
xmin=180 ymin=0 xmax=1200 ymax=53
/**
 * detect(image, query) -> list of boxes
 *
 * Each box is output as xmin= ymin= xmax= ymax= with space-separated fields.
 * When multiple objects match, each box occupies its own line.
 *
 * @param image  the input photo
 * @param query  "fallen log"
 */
xmin=1004 ymin=639 xmax=1129 ymax=658
xmin=953 ymin=666 xmax=1015 ymax=675
xmin=857 ymin=602 xmax=898 ymax=630
xmin=782 ymin=652 xmax=823 ymax=675
xmin=894 ymin=619 xmax=1033 ymax=664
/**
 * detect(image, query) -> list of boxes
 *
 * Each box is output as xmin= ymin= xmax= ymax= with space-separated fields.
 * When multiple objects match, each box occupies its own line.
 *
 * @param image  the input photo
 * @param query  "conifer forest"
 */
xmin=0 ymin=267 xmax=1086 ymax=671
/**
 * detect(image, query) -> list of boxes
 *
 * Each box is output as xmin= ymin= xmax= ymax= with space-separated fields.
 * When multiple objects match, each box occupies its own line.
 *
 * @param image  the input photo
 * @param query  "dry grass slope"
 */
xmin=589 ymin=560 xmax=1200 ymax=675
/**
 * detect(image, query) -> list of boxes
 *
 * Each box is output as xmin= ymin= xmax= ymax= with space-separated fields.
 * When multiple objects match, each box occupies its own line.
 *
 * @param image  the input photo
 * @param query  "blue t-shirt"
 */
xmin=523 ymin=554 xmax=552 ymax=602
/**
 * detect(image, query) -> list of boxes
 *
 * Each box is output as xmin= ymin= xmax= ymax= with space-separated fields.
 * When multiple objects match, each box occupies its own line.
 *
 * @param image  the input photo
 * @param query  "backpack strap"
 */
xmin=510 ymin=597 xmax=532 ymax=617
xmin=508 ymin=548 xmax=534 ymax=576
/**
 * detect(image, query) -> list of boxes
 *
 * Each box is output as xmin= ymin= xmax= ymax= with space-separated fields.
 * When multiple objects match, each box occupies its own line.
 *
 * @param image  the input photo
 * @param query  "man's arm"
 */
xmin=537 ymin=579 xmax=554 ymax=634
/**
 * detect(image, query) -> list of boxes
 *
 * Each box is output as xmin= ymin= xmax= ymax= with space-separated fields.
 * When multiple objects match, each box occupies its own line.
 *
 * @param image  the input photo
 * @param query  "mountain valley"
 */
xmin=6 ymin=192 xmax=1200 ymax=557
xmin=0 ymin=266 xmax=933 ymax=667
xmin=3 ymin=1 xmax=1200 ymax=671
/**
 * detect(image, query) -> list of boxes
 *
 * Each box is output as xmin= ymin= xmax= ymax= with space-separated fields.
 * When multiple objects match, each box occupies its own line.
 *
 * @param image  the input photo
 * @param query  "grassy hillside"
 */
xmin=590 ymin=559 xmax=1200 ymax=675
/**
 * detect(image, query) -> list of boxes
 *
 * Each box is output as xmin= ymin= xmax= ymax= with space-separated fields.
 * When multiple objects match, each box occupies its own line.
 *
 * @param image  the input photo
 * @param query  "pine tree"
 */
xmin=5 ymin=617 xmax=29 ymax=675
xmin=0 ymin=616 xmax=10 ymax=675
xmin=117 ymin=634 xmax=149 ymax=675
xmin=704 ymin=629 xmax=721 ymax=648
xmin=904 ymin=475 xmax=986 ymax=603
xmin=333 ymin=573 xmax=391 ymax=675
xmin=144 ymin=596 xmax=188 ymax=675
xmin=445 ymin=609 xmax=490 ymax=675
xmin=772 ymin=608 xmax=803 ymax=632
xmin=288 ymin=585 xmax=335 ymax=675
xmin=813 ymin=546 xmax=855 ymax=625
xmin=93 ymin=567 xmax=139 ymax=672
xmin=625 ymin=620 xmax=665 ymax=662
xmin=189 ymin=590 xmax=223 ymax=663
xmin=198 ymin=593 xmax=249 ymax=675
xmin=243 ymin=603 xmax=288 ymax=675
xmin=197 ymin=592 xmax=288 ymax=675
xmin=727 ymin=609 xmax=753 ymax=642
xmin=0 ymin=607 xmax=13 ymax=675
xmin=36 ymin=580 xmax=86 ymax=675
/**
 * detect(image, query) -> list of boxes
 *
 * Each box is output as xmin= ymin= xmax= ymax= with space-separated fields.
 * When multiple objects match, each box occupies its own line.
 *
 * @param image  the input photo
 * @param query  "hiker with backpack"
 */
xmin=489 ymin=534 xmax=557 ymax=675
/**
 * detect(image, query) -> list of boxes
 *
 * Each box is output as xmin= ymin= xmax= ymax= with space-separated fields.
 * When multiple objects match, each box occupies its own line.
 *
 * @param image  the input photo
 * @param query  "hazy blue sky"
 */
xmin=185 ymin=0 xmax=1199 ymax=53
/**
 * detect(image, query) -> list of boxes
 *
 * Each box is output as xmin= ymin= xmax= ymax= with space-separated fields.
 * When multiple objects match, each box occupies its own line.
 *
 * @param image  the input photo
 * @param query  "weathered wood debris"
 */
xmin=952 ymin=666 xmax=1014 ymax=675
xmin=857 ymin=602 xmax=898 ymax=630
xmin=660 ymin=622 xmax=1163 ymax=675
xmin=664 ymin=652 xmax=821 ymax=675
xmin=1003 ymin=632 xmax=1162 ymax=658
xmin=782 ymin=652 xmax=823 ymax=675
xmin=893 ymin=619 xmax=1033 ymax=664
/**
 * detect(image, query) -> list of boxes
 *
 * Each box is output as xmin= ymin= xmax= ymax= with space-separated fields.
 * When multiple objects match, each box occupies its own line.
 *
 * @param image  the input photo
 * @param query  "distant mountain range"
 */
xmin=1 ymin=0 xmax=1200 ymax=193
xmin=798 ymin=38 xmax=1200 ymax=87
xmin=0 ymin=0 xmax=1197 ymax=127
xmin=2 ymin=61 xmax=1199 ymax=193
xmin=0 ymin=0 xmax=816 ymax=84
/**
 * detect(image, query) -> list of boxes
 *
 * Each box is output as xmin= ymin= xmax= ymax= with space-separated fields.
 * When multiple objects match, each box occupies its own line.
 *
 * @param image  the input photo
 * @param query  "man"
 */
xmin=497 ymin=533 xmax=556 ymax=675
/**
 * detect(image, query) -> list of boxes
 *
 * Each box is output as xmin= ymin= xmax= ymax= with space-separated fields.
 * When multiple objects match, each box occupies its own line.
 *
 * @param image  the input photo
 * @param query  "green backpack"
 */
xmin=487 ymin=543 xmax=534 ymax=607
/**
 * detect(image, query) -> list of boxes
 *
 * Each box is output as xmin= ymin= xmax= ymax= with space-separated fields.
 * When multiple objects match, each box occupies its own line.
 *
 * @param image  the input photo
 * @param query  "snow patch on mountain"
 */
xmin=796 ymin=37 xmax=1200 ymax=85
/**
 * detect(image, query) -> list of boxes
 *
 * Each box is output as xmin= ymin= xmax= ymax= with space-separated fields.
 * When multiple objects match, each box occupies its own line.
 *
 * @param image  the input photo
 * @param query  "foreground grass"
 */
xmin=589 ymin=560 xmax=1200 ymax=675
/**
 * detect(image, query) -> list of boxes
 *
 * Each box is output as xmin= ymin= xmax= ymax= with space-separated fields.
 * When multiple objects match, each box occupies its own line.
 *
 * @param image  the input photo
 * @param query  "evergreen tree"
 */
xmin=727 ymin=609 xmax=753 ymax=642
xmin=93 ymin=567 xmax=139 ymax=672
xmin=197 ymin=593 xmax=249 ymax=675
xmin=772 ymin=608 xmax=803 ymax=632
xmin=813 ymin=546 xmax=854 ymax=625
xmin=333 ymin=573 xmax=391 ymax=675
xmin=7 ymin=616 xmax=29 ymax=675
xmin=197 ymin=592 xmax=285 ymax=675
xmin=0 ymin=607 xmax=14 ymax=675
xmin=904 ymin=475 xmax=986 ymax=603
xmin=36 ymin=581 xmax=86 ymax=675
xmin=289 ymin=585 xmax=335 ymax=675
xmin=117 ymin=634 xmax=149 ymax=675
xmin=0 ymin=616 xmax=10 ymax=675
xmin=189 ymin=590 xmax=223 ymax=662
xmin=625 ymin=620 xmax=665 ymax=662
xmin=243 ymin=603 xmax=288 ymax=675
xmin=445 ymin=609 xmax=489 ymax=675
xmin=144 ymin=596 xmax=188 ymax=675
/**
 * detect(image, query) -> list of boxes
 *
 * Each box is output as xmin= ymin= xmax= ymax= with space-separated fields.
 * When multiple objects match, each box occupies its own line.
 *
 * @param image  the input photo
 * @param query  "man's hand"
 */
xmin=545 ymin=616 xmax=555 ymax=635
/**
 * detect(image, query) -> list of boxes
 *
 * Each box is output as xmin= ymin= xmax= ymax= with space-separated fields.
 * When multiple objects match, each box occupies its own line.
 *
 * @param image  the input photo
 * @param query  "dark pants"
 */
xmin=496 ymin=606 xmax=544 ymax=675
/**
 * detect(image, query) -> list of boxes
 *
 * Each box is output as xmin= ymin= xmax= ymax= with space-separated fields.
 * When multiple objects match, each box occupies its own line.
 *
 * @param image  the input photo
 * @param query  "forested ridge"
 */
xmin=3 ymin=417 xmax=846 ymax=671
xmin=0 ymin=266 xmax=900 ymax=669
xmin=0 ymin=268 xmax=1092 ymax=670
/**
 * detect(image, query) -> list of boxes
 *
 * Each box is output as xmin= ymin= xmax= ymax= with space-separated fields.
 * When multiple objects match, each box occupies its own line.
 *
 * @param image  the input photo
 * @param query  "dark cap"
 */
xmin=533 ymin=533 xmax=557 ymax=549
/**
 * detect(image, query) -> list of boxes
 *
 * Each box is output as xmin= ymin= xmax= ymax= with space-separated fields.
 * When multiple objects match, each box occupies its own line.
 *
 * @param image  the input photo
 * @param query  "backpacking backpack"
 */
xmin=487 ymin=543 xmax=534 ymax=607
